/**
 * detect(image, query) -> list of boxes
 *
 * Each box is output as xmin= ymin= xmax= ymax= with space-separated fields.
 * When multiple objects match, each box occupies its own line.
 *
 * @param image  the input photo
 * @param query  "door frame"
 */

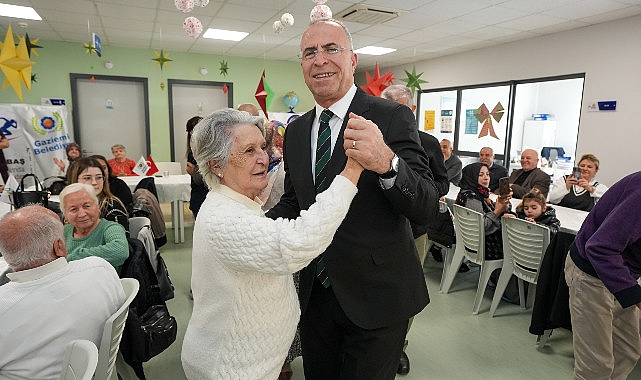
xmin=69 ymin=73 xmax=151 ymax=155
xmin=167 ymin=79 xmax=233 ymax=161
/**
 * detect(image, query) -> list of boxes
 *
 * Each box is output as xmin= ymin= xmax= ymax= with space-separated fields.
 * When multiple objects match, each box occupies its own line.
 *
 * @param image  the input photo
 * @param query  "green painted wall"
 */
xmin=0 ymin=40 xmax=314 ymax=160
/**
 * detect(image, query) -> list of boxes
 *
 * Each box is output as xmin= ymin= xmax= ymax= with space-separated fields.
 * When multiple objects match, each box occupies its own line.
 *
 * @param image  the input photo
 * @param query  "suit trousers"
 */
xmin=564 ymin=254 xmax=641 ymax=380
xmin=404 ymin=233 xmax=428 ymax=350
xmin=300 ymin=279 xmax=408 ymax=380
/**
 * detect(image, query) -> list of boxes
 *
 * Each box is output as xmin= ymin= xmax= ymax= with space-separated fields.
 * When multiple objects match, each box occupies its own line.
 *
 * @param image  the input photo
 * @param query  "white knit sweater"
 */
xmin=181 ymin=175 xmax=357 ymax=380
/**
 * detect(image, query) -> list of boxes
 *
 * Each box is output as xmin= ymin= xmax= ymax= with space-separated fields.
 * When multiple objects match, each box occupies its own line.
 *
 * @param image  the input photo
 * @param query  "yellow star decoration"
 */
xmin=0 ymin=26 xmax=36 ymax=101
xmin=152 ymin=49 xmax=172 ymax=70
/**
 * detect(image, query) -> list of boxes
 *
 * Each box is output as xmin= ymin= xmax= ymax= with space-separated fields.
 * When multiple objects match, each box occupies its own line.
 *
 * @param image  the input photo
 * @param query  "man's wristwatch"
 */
xmin=379 ymin=154 xmax=399 ymax=179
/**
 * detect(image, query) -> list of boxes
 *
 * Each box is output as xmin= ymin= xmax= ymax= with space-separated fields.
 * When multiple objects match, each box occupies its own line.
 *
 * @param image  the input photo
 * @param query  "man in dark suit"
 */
xmin=479 ymin=146 xmax=509 ymax=193
xmin=267 ymin=19 xmax=439 ymax=380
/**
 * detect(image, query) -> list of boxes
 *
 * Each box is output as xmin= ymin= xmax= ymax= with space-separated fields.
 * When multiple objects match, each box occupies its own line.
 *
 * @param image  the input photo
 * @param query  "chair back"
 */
xmin=452 ymin=204 xmax=485 ymax=265
xmin=94 ymin=278 xmax=140 ymax=380
xmin=129 ymin=217 xmax=157 ymax=271
xmin=58 ymin=340 xmax=99 ymax=380
xmin=154 ymin=162 xmax=182 ymax=175
xmin=502 ymin=217 xmax=550 ymax=284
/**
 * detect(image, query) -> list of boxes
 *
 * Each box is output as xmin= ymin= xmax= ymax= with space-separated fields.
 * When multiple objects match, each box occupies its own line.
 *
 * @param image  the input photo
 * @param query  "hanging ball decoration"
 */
xmin=175 ymin=0 xmax=194 ymax=13
xmin=194 ymin=0 xmax=209 ymax=6
xmin=313 ymin=0 xmax=328 ymax=4
xmin=310 ymin=4 xmax=332 ymax=22
xmin=281 ymin=13 xmax=294 ymax=27
xmin=183 ymin=17 xmax=203 ymax=38
xmin=273 ymin=20 xmax=285 ymax=33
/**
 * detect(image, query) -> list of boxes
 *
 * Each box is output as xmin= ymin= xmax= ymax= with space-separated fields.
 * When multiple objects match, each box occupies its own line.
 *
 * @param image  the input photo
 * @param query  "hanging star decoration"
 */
xmin=475 ymin=102 xmax=504 ymax=139
xmin=222 ymin=83 xmax=228 ymax=94
xmin=400 ymin=66 xmax=428 ymax=96
xmin=255 ymin=70 xmax=274 ymax=119
xmin=84 ymin=43 xmax=98 ymax=55
xmin=361 ymin=62 xmax=395 ymax=97
xmin=152 ymin=49 xmax=172 ymax=70
xmin=0 ymin=26 xmax=36 ymax=101
xmin=219 ymin=60 xmax=229 ymax=76
xmin=31 ymin=73 xmax=37 ymax=83
xmin=24 ymin=34 xmax=42 ymax=57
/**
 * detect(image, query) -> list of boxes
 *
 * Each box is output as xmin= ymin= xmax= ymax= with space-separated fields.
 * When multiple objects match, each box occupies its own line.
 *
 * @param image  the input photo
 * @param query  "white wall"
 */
xmin=387 ymin=14 xmax=641 ymax=187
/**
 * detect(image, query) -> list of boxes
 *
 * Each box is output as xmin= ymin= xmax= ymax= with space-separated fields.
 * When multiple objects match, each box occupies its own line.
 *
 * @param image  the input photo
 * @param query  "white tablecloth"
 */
xmin=119 ymin=174 xmax=191 ymax=203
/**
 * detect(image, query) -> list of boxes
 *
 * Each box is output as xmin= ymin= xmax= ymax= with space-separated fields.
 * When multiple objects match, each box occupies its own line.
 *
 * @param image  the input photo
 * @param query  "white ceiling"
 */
xmin=2 ymin=0 xmax=641 ymax=70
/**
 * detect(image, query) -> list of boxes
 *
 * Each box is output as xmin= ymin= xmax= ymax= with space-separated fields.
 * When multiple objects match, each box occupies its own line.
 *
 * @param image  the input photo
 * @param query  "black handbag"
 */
xmin=42 ymin=176 xmax=67 ymax=195
xmin=139 ymin=304 xmax=178 ymax=360
xmin=12 ymin=174 xmax=49 ymax=209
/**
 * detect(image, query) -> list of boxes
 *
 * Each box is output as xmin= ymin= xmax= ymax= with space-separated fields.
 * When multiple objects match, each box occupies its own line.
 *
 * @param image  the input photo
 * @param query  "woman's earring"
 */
xmin=217 ymin=172 xmax=223 ymax=178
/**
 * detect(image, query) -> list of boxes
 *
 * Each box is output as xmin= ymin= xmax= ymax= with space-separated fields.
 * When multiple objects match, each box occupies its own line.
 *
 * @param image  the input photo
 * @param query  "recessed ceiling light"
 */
xmin=354 ymin=46 xmax=396 ymax=56
xmin=202 ymin=28 xmax=248 ymax=41
xmin=0 ymin=3 xmax=42 ymax=21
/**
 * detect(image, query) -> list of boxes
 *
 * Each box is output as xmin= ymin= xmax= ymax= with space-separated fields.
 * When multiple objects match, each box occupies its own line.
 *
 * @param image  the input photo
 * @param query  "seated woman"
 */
xmin=181 ymin=108 xmax=363 ymax=380
xmin=108 ymin=144 xmax=137 ymax=176
xmin=60 ymin=183 xmax=129 ymax=273
xmin=505 ymin=189 xmax=560 ymax=236
xmin=89 ymin=154 xmax=134 ymax=214
xmin=455 ymin=162 xmax=512 ymax=260
xmin=67 ymin=157 xmax=130 ymax=235
xmin=547 ymin=153 xmax=608 ymax=211
xmin=53 ymin=142 xmax=81 ymax=176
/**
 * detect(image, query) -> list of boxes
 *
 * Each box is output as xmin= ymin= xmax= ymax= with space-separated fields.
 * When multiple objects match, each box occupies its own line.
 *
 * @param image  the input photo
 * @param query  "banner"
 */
xmin=0 ymin=104 xmax=74 ymax=182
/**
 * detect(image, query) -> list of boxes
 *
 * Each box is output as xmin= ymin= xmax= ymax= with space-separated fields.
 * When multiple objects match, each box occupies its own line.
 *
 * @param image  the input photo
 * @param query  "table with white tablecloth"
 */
xmin=120 ymin=174 xmax=192 ymax=243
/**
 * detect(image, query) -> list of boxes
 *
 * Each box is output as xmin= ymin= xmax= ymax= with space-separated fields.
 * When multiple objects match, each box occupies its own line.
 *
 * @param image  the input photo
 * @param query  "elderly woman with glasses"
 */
xmin=60 ymin=183 xmax=129 ymax=273
xmin=67 ymin=157 xmax=129 ymax=235
xmin=181 ymin=108 xmax=363 ymax=380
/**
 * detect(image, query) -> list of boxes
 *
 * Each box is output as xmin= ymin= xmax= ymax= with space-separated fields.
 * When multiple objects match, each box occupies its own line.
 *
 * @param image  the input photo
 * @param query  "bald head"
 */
xmin=440 ymin=139 xmax=453 ymax=160
xmin=0 ymin=205 xmax=65 ymax=271
xmin=237 ymin=103 xmax=260 ymax=117
xmin=520 ymin=149 xmax=539 ymax=171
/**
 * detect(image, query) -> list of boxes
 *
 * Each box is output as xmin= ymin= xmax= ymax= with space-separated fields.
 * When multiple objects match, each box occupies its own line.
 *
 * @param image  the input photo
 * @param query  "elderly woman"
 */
xmin=67 ymin=157 xmax=129 ymax=234
xmin=548 ymin=153 xmax=608 ymax=211
xmin=108 ymin=144 xmax=137 ymax=176
xmin=53 ymin=142 xmax=81 ymax=176
xmin=456 ymin=162 xmax=512 ymax=260
xmin=60 ymin=183 xmax=129 ymax=273
xmin=181 ymin=108 xmax=363 ymax=380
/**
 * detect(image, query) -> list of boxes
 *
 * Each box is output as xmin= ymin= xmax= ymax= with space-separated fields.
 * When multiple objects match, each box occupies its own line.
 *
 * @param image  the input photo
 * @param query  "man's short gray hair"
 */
xmin=381 ymin=85 xmax=414 ymax=108
xmin=191 ymin=108 xmax=265 ymax=189
xmin=59 ymin=183 xmax=99 ymax=215
xmin=309 ymin=18 xmax=354 ymax=50
xmin=0 ymin=205 xmax=64 ymax=270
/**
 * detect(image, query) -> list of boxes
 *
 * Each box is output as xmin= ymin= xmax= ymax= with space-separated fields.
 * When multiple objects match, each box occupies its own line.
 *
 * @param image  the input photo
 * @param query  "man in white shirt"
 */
xmin=0 ymin=205 xmax=124 ymax=380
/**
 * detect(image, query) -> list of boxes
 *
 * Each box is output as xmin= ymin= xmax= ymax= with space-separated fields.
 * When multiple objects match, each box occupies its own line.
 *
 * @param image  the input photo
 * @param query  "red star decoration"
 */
xmin=360 ymin=62 xmax=395 ymax=97
xmin=222 ymin=83 xmax=228 ymax=94
xmin=254 ymin=70 xmax=274 ymax=119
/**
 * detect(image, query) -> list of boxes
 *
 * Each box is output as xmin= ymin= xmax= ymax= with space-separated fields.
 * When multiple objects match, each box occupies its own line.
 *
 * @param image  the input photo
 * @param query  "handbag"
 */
xmin=42 ymin=176 xmax=67 ymax=195
xmin=12 ymin=174 xmax=49 ymax=209
xmin=139 ymin=304 xmax=178 ymax=360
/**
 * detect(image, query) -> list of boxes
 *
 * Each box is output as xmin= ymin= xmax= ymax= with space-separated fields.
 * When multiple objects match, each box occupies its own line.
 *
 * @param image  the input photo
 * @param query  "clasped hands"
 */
xmin=565 ymin=175 xmax=593 ymax=192
xmin=342 ymin=112 xmax=394 ymax=174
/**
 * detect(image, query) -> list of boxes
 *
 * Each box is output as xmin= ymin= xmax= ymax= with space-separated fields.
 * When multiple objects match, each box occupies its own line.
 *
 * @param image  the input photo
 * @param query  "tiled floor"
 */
xmin=144 ymin=212 xmax=641 ymax=379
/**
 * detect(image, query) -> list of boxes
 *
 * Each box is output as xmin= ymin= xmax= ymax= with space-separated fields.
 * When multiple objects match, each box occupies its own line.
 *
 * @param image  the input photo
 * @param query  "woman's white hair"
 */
xmin=191 ymin=108 xmax=265 ymax=189
xmin=59 ymin=183 xmax=99 ymax=216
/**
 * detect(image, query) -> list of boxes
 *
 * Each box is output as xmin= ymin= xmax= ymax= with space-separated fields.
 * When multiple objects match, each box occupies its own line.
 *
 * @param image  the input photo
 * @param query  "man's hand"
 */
xmin=186 ymin=162 xmax=195 ymax=176
xmin=343 ymin=112 xmax=394 ymax=174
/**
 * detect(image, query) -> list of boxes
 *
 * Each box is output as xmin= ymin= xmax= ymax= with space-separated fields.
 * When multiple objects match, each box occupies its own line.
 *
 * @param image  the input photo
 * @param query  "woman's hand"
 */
xmin=494 ymin=191 xmax=512 ymax=215
xmin=565 ymin=175 xmax=578 ymax=190
xmin=53 ymin=157 xmax=65 ymax=171
xmin=577 ymin=178 xmax=593 ymax=192
xmin=340 ymin=156 xmax=364 ymax=186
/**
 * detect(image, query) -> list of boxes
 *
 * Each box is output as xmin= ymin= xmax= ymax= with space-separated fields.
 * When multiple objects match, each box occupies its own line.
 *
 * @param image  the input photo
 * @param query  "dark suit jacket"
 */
xmin=267 ymin=88 xmax=438 ymax=329
xmin=509 ymin=167 xmax=551 ymax=198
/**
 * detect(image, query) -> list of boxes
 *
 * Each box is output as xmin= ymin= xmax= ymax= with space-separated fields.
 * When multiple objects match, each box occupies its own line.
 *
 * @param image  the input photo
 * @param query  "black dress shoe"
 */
xmin=397 ymin=351 xmax=410 ymax=375
xmin=430 ymin=246 xmax=443 ymax=262
xmin=458 ymin=263 xmax=470 ymax=272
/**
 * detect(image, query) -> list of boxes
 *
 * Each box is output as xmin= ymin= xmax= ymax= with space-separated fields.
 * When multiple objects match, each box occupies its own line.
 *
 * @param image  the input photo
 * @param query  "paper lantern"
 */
xmin=310 ymin=4 xmax=332 ymax=22
xmin=194 ymin=0 xmax=209 ymax=6
xmin=313 ymin=0 xmax=328 ymax=4
xmin=175 ymin=0 xmax=194 ymax=13
xmin=281 ymin=13 xmax=294 ymax=27
xmin=273 ymin=20 xmax=284 ymax=33
xmin=183 ymin=17 xmax=203 ymax=38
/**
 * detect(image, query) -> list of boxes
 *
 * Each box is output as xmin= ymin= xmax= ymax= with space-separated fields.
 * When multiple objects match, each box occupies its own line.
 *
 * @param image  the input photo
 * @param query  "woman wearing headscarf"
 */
xmin=455 ymin=162 xmax=512 ymax=260
xmin=53 ymin=142 xmax=81 ymax=176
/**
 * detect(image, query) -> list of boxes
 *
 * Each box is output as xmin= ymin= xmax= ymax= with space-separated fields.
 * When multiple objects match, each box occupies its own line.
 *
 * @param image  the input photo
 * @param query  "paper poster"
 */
xmin=465 ymin=109 xmax=478 ymax=134
xmin=441 ymin=110 xmax=453 ymax=133
xmin=423 ymin=110 xmax=435 ymax=131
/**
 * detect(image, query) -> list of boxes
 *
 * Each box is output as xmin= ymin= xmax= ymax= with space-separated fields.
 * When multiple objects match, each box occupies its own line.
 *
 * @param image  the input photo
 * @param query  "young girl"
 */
xmin=506 ymin=189 xmax=560 ymax=236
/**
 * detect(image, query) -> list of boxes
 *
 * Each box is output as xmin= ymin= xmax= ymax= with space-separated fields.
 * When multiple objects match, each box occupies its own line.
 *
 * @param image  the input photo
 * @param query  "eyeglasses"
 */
xmin=299 ymin=46 xmax=351 ymax=61
xmin=79 ymin=175 xmax=104 ymax=182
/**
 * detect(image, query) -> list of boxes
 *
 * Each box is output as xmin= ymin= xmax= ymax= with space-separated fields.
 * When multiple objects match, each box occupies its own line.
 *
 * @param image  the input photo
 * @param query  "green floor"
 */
xmin=144 ymin=211 xmax=641 ymax=379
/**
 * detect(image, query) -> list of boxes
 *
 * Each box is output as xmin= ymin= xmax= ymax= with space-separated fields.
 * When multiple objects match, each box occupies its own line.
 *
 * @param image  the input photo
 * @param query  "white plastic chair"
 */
xmin=432 ymin=200 xmax=456 ymax=292
xmin=59 ymin=340 xmax=99 ymax=380
xmin=94 ymin=278 xmax=140 ymax=380
xmin=489 ymin=217 xmax=550 ymax=317
xmin=154 ymin=162 xmax=182 ymax=175
xmin=441 ymin=204 xmax=504 ymax=314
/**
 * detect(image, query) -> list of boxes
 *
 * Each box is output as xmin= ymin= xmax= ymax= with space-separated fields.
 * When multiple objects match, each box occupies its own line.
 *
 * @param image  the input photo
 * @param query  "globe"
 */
xmin=284 ymin=91 xmax=299 ymax=113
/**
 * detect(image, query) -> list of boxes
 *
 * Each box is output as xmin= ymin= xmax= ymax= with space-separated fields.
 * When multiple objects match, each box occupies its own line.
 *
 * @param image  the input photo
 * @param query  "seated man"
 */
xmin=479 ymin=146 xmax=508 ymax=193
xmin=0 ymin=205 xmax=125 ymax=380
xmin=508 ymin=149 xmax=551 ymax=198
xmin=441 ymin=139 xmax=462 ymax=186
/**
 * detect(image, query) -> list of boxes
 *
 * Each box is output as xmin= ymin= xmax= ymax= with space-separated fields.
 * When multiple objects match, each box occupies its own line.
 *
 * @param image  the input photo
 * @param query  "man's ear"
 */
xmin=53 ymin=238 xmax=67 ymax=259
